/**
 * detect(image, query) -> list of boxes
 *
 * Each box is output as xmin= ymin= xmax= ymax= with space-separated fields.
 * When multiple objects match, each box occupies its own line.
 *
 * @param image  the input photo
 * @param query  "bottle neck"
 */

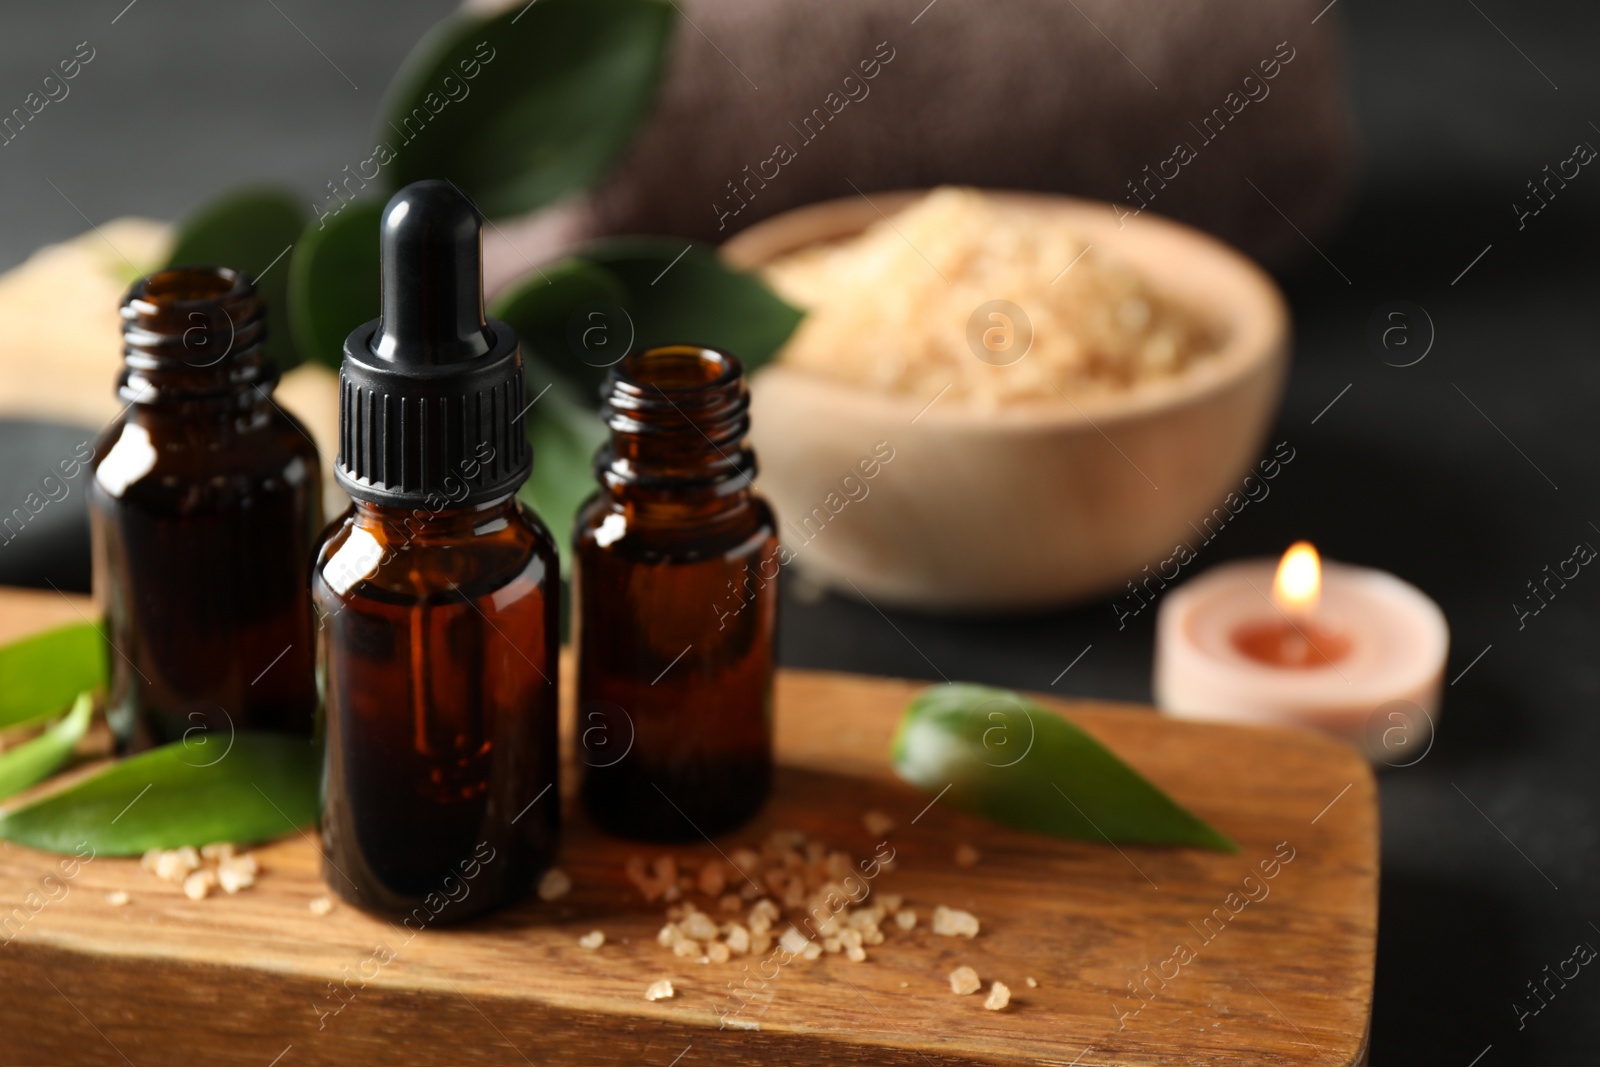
xmin=595 ymin=346 xmax=756 ymax=516
xmin=120 ymin=266 xmax=276 ymax=409
xmin=351 ymin=494 xmax=521 ymax=547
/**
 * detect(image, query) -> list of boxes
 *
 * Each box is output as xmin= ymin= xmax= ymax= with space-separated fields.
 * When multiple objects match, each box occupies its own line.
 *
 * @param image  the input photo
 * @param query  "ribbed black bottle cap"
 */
xmin=335 ymin=180 xmax=531 ymax=508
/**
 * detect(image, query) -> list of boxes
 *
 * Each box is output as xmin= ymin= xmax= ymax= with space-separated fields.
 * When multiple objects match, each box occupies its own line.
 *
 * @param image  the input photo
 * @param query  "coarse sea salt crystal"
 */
xmin=948 ymin=966 xmax=981 ymax=995
xmin=538 ymin=867 xmax=572 ymax=901
xmin=932 ymin=905 xmax=979 ymax=938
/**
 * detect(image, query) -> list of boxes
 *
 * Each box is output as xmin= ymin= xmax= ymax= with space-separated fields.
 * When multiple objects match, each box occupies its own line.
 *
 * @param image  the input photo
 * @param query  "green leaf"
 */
xmin=287 ymin=200 xmax=383 ymax=371
xmin=165 ymin=187 xmax=309 ymax=369
xmin=378 ymin=0 xmax=675 ymax=218
xmin=0 ymin=623 xmax=104 ymax=731
xmin=491 ymin=257 xmax=630 ymax=401
xmin=582 ymin=238 xmax=804 ymax=370
xmin=517 ymin=365 xmax=607 ymax=576
xmin=0 ymin=733 xmax=321 ymax=855
xmin=0 ymin=693 xmax=93 ymax=801
xmin=892 ymin=684 xmax=1238 ymax=852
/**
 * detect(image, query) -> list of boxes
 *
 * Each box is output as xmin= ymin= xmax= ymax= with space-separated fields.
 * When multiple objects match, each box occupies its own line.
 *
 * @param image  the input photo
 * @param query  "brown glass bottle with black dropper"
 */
xmin=90 ymin=267 xmax=321 ymax=750
xmin=574 ymin=345 xmax=778 ymax=841
xmin=312 ymin=181 xmax=560 ymax=922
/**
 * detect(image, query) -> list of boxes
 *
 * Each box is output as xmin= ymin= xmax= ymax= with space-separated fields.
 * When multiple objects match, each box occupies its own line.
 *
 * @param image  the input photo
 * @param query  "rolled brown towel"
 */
xmin=482 ymin=0 xmax=1353 ymax=288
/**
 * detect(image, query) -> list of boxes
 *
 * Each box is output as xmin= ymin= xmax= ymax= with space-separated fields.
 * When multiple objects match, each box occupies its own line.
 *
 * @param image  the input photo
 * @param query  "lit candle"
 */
xmin=1154 ymin=543 xmax=1450 ymax=761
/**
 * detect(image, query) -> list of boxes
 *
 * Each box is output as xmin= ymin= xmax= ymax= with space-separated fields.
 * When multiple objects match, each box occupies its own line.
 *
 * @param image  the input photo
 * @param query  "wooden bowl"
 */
xmin=722 ymin=191 xmax=1289 ymax=613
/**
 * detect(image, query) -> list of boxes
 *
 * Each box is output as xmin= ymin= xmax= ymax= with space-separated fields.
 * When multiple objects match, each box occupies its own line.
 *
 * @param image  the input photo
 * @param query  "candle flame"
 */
xmin=1273 ymin=541 xmax=1321 ymax=615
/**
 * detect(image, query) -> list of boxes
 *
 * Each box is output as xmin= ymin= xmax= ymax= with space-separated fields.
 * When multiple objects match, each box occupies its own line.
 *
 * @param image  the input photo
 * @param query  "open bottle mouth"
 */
xmin=598 ymin=345 xmax=755 ymax=492
xmin=119 ymin=266 xmax=271 ymax=391
xmin=135 ymin=266 xmax=247 ymax=305
xmin=604 ymin=346 xmax=748 ymax=431
xmin=615 ymin=345 xmax=741 ymax=392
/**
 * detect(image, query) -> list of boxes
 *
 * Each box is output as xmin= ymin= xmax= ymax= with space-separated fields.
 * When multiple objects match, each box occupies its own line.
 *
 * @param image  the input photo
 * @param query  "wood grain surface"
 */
xmin=0 ymin=588 xmax=1376 ymax=1066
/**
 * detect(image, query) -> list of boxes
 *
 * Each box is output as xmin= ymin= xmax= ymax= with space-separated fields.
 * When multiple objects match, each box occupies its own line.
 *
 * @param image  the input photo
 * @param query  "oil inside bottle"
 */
xmin=90 ymin=266 xmax=321 ymax=750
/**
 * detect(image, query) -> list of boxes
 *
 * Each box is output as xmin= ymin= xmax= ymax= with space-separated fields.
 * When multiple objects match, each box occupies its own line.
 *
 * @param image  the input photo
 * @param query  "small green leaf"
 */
xmin=378 ymin=0 xmax=675 ymax=218
xmin=287 ymin=200 xmax=383 ymax=370
xmin=491 ymin=257 xmax=630 ymax=401
xmin=0 ymin=693 xmax=93 ymax=800
xmin=517 ymin=365 xmax=607 ymax=576
xmin=892 ymin=684 xmax=1238 ymax=852
xmin=166 ymin=186 xmax=308 ymax=369
xmin=0 ymin=623 xmax=104 ymax=731
xmin=582 ymin=238 xmax=804 ymax=370
xmin=0 ymin=733 xmax=321 ymax=855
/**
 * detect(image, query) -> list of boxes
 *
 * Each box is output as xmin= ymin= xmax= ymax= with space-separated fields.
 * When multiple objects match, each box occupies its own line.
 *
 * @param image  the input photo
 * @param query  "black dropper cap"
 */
xmin=334 ymin=180 xmax=531 ymax=509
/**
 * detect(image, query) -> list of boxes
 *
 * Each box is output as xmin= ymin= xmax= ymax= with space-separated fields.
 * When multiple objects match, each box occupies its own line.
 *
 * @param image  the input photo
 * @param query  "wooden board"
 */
xmin=0 ymin=588 xmax=1376 ymax=1067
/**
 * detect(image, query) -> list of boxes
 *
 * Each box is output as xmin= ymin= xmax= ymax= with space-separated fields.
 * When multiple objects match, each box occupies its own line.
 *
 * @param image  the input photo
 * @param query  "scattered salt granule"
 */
xmin=154 ymin=848 xmax=200 ymax=883
xmin=216 ymin=866 xmax=252 ymax=895
xmin=182 ymin=869 xmax=216 ymax=901
xmin=309 ymin=896 xmax=335 ymax=916
xmin=644 ymin=979 xmax=675 ymax=1001
xmin=779 ymin=926 xmax=810 ymax=956
xmin=949 ymin=966 xmax=981 ymax=995
xmin=225 ymin=853 xmax=259 ymax=876
xmin=954 ymin=843 xmax=981 ymax=869
xmin=698 ymin=861 xmax=727 ymax=897
xmin=578 ymin=930 xmax=606 ymax=950
xmin=537 ymin=867 xmax=572 ymax=901
xmin=630 ymin=828 xmax=918 ymax=970
xmin=749 ymin=898 xmax=779 ymax=929
xmin=984 ymin=981 xmax=1012 ymax=1011
xmin=932 ymin=905 xmax=980 ymax=938
xmin=894 ymin=909 xmax=917 ymax=931
xmin=146 ymin=845 xmax=259 ymax=896
xmin=105 ymin=890 xmax=129 ymax=907
xmin=863 ymin=810 xmax=895 ymax=837
xmin=1025 ymin=976 xmax=1038 ymax=988
xmin=681 ymin=910 xmax=719 ymax=941
xmin=653 ymin=856 xmax=678 ymax=896
xmin=216 ymin=854 xmax=258 ymax=894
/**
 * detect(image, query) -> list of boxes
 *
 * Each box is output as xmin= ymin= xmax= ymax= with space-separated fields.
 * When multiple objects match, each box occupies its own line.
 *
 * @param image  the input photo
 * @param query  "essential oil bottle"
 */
xmin=575 ymin=345 xmax=777 ymax=841
xmin=312 ymin=181 xmax=560 ymax=921
xmin=90 ymin=266 xmax=321 ymax=750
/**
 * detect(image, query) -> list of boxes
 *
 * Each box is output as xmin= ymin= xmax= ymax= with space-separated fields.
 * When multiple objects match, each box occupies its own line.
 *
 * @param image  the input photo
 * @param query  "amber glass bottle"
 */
xmin=575 ymin=345 xmax=777 ymax=841
xmin=89 ymin=267 xmax=321 ymax=750
xmin=312 ymin=181 xmax=559 ymax=921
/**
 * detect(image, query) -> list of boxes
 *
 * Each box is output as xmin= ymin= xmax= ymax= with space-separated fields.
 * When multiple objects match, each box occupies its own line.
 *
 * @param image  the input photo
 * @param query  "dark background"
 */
xmin=3 ymin=2 xmax=1597 ymax=1063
